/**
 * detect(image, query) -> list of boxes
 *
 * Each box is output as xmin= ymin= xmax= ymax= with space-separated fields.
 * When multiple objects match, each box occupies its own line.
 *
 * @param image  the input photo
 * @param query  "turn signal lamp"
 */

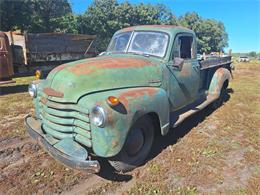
xmin=35 ymin=70 xmax=41 ymax=80
xmin=107 ymin=96 xmax=120 ymax=106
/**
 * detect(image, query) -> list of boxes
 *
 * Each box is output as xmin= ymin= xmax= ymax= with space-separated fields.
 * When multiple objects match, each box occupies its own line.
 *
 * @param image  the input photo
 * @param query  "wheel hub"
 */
xmin=126 ymin=128 xmax=144 ymax=156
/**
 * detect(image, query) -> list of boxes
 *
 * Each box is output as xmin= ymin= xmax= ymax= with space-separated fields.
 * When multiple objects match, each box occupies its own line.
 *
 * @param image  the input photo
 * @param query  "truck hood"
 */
xmin=45 ymin=56 xmax=162 ymax=103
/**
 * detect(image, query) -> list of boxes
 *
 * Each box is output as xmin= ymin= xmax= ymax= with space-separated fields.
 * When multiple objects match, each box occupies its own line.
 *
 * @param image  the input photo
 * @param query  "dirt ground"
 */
xmin=0 ymin=61 xmax=259 ymax=195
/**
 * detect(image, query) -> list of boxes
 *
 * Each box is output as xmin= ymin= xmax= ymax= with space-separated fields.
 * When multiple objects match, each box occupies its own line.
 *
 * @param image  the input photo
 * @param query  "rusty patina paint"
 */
xmin=40 ymin=97 xmax=47 ymax=104
xmin=43 ymin=87 xmax=64 ymax=97
xmin=118 ymin=88 xmax=158 ymax=108
xmin=43 ymin=54 xmax=161 ymax=103
xmin=179 ymin=63 xmax=190 ymax=77
xmin=76 ymin=87 xmax=169 ymax=157
xmin=68 ymin=57 xmax=152 ymax=75
xmin=209 ymin=68 xmax=231 ymax=96
xmin=28 ymin=25 xmax=232 ymax=167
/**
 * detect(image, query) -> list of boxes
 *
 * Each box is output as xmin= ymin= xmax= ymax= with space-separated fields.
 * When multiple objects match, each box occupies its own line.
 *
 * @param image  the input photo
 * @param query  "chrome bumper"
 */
xmin=24 ymin=115 xmax=100 ymax=173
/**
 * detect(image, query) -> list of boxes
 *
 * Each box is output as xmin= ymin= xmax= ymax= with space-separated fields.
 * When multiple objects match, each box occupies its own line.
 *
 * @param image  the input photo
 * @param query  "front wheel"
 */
xmin=108 ymin=116 xmax=154 ymax=172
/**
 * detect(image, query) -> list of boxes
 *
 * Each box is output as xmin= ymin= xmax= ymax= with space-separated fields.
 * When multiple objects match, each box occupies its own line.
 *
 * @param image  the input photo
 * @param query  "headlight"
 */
xmin=90 ymin=106 xmax=106 ymax=127
xmin=28 ymin=83 xmax=37 ymax=98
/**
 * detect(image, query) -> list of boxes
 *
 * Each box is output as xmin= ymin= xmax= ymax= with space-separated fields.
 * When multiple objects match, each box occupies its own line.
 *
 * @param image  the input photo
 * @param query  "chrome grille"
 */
xmin=40 ymin=98 xmax=92 ymax=148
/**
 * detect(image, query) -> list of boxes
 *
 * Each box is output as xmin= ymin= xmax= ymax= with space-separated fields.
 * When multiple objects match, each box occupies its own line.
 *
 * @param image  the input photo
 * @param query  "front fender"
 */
xmin=78 ymin=87 xmax=169 ymax=158
xmin=208 ymin=68 xmax=231 ymax=97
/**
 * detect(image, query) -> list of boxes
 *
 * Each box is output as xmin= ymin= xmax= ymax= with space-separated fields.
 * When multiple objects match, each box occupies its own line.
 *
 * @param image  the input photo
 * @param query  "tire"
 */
xmin=108 ymin=115 xmax=154 ymax=172
xmin=211 ymin=84 xmax=227 ymax=109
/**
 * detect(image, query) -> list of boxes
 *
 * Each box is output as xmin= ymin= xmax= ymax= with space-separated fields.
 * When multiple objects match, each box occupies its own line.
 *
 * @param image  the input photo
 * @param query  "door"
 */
xmin=167 ymin=33 xmax=201 ymax=110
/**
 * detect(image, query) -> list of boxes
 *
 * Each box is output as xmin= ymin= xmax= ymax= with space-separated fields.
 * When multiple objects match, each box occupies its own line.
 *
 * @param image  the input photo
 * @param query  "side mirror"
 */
xmin=173 ymin=57 xmax=184 ymax=69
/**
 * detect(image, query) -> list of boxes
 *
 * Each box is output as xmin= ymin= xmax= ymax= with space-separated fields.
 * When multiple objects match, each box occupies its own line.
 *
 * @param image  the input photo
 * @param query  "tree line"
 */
xmin=0 ymin=0 xmax=228 ymax=53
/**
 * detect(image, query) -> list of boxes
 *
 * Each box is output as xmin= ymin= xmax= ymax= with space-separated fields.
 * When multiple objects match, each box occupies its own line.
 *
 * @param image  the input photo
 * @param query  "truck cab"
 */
xmin=25 ymin=25 xmax=232 ymax=173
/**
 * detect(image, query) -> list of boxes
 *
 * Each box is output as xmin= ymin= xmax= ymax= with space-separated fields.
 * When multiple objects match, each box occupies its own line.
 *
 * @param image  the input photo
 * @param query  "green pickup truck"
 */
xmin=25 ymin=25 xmax=232 ymax=173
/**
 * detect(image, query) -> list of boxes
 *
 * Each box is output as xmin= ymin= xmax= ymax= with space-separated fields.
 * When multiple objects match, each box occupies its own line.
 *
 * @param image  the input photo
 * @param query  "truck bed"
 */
xmin=199 ymin=56 xmax=232 ymax=70
xmin=5 ymin=31 xmax=97 ymax=66
xmin=26 ymin=33 xmax=97 ymax=64
xmin=4 ymin=31 xmax=97 ymax=76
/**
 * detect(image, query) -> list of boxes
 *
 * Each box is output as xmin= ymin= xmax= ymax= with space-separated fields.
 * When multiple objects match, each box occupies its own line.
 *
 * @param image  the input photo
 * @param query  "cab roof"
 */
xmin=117 ymin=25 xmax=194 ymax=35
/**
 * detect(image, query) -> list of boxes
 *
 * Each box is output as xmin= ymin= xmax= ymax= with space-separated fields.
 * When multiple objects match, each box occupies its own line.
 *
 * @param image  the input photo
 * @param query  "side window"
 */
xmin=173 ymin=35 xmax=195 ymax=60
xmin=173 ymin=37 xmax=180 ymax=58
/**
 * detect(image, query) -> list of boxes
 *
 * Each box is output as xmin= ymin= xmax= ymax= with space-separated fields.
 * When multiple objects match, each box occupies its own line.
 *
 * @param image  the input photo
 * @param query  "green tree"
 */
xmin=248 ymin=51 xmax=256 ymax=57
xmin=78 ymin=0 xmax=177 ymax=52
xmin=0 ymin=0 xmax=229 ymax=54
xmin=0 ymin=0 xmax=73 ymax=33
xmin=0 ymin=0 xmax=31 ymax=31
xmin=179 ymin=12 xmax=228 ymax=53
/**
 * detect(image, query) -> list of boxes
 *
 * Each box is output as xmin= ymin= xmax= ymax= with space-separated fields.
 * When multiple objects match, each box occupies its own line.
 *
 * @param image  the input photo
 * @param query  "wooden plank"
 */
xmin=25 ymin=33 xmax=97 ymax=63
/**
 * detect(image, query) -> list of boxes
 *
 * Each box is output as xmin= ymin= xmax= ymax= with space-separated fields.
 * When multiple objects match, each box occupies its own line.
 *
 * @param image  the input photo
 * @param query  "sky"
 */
xmin=70 ymin=0 xmax=260 ymax=53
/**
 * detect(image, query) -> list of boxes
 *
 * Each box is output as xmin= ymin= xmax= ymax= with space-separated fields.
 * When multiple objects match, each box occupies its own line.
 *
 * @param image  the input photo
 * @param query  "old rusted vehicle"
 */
xmin=3 ymin=31 xmax=96 ymax=76
xmin=0 ymin=32 xmax=15 ymax=85
xmin=25 ymin=25 xmax=232 ymax=173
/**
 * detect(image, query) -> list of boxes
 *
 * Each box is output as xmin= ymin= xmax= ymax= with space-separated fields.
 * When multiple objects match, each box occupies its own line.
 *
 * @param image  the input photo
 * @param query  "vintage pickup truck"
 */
xmin=25 ymin=25 xmax=232 ymax=173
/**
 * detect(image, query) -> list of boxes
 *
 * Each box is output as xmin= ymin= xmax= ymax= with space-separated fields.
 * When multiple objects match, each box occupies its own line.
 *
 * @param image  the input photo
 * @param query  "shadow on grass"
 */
xmin=97 ymin=88 xmax=233 ymax=181
xmin=0 ymin=84 xmax=29 ymax=95
xmin=149 ymin=88 xmax=233 ymax=160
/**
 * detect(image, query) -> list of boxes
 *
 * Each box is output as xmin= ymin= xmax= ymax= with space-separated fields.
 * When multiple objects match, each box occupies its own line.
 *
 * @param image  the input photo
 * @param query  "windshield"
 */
xmin=107 ymin=31 xmax=169 ymax=58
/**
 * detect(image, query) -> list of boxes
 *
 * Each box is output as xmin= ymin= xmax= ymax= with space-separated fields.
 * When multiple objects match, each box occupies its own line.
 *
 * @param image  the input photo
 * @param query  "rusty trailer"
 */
xmin=4 ymin=31 xmax=97 ymax=76
xmin=0 ymin=32 xmax=15 ymax=85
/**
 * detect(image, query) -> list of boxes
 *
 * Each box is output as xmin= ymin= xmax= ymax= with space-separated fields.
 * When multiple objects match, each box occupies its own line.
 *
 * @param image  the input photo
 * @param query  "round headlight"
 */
xmin=28 ymin=83 xmax=37 ymax=98
xmin=90 ymin=106 xmax=106 ymax=127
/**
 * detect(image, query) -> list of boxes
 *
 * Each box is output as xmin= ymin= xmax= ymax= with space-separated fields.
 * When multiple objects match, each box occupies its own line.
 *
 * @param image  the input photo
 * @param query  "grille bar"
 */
xmin=42 ymin=118 xmax=74 ymax=133
xmin=74 ymin=128 xmax=91 ymax=139
xmin=42 ymin=112 xmax=91 ymax=130
xmin=40 ymin=97 xmax=92 ymax=148
xmin=75 ymin=134 xmax=92 ymax=148
xmin=43 ymin=105 xmax=90 ymax=123
xmin=43 ymin=124 xmax=74 ymax=139
xmin=41 ymin=98 xmax=89 ymax=114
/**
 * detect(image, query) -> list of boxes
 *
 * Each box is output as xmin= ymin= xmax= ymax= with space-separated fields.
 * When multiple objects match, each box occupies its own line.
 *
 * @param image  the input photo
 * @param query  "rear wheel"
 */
xmin=108 ymin=116 xmax=154 ymax=172
xmin=211 ymin=81 xmax=228 ymax=109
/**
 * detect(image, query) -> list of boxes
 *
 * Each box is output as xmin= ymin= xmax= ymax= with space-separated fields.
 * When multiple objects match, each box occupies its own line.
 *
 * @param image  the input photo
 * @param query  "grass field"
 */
xmin=0 ymin=61 xmax=259 ymax=194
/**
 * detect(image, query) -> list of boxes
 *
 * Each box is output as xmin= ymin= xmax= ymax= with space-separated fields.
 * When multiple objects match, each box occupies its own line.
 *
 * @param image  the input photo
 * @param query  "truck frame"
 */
xmin=25 ymin=25 xmax=232 ymax=173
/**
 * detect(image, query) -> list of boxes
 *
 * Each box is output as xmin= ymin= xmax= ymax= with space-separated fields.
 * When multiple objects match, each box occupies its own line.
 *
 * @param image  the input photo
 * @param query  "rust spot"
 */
xmin=119 ymin=88 xmax=158 ymax=108
xmin=43 ymin=87 xmax=64 ymax=98
xmin=68 ymin=58 xmax=152 ymax=75
xmin=216 ymin=68 xmax=225 ymax=76
xmin=112 ymin=140 xmax=118 ymax=148
xmin=180 ymin=65 xmax=190 ymax=77
xmin=40 ymin=97 xmax=48 ymax=104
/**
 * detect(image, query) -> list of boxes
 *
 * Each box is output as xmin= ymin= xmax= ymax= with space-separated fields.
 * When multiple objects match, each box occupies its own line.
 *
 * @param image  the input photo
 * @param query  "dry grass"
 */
xmin=0 ymin=76 xmax=35 ymax=139
xmin=0 ymin=62 xmax=259 ymax=194
xmin=127 ymin=61 xmax=260 ymax=194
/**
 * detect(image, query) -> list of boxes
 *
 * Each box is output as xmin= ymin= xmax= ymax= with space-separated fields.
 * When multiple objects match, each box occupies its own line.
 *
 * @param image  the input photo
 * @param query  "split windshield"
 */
xmin=107 ymin=31 xmax=169 ymax=58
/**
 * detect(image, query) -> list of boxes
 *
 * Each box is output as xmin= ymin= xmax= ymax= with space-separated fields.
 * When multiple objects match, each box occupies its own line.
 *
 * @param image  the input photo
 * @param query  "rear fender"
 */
xmin=208 ymin=68 xmax=231 ymax=97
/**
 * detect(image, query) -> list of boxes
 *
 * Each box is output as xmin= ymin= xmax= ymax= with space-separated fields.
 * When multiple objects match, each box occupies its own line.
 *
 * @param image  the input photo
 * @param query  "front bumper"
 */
xmin=24 ymin=115 xmax=100 ymax=173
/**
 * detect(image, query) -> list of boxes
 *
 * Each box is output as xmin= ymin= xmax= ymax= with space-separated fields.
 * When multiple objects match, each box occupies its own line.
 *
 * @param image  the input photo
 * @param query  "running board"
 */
xmin=171 ymin=95 xmax=218 ymax=128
